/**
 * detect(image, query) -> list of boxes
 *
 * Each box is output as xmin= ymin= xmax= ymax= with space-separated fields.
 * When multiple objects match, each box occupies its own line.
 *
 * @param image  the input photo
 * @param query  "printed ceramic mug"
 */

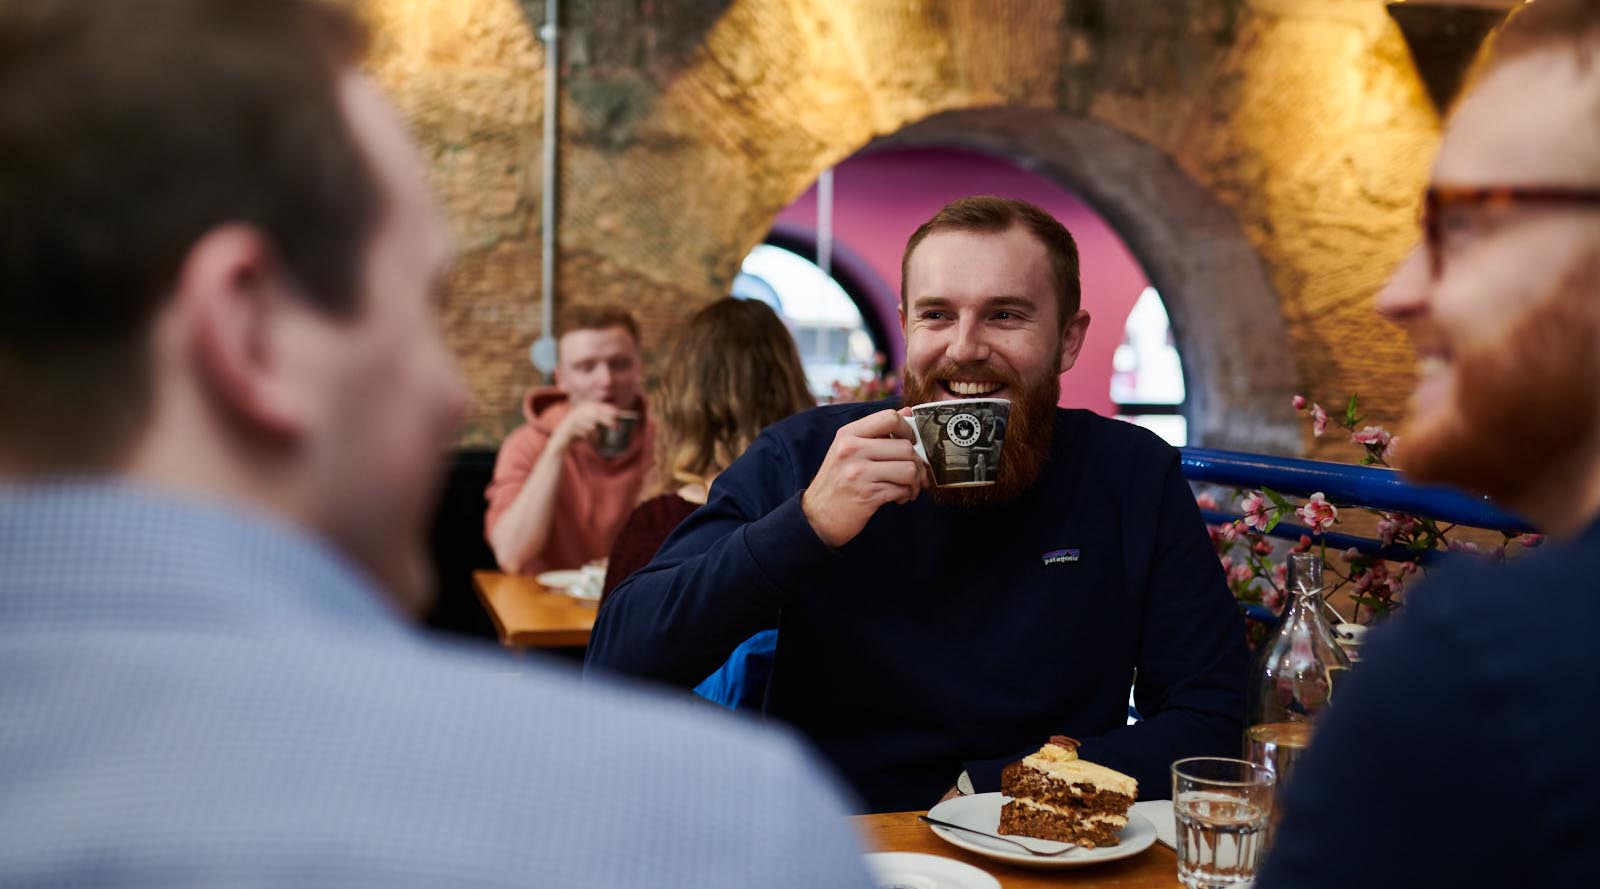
xmin=595 ymin=411 xmax=641 ymax=459
xmin=901 ymin=398 xmax=1010 ymax=487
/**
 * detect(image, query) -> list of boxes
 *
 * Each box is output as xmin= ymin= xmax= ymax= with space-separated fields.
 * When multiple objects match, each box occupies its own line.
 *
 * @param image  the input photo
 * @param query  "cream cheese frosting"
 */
xmin=1010 ymin=797 xmax=1130 ymax=827
xmin=1019 ymin=752 xmax=1138 ymax=798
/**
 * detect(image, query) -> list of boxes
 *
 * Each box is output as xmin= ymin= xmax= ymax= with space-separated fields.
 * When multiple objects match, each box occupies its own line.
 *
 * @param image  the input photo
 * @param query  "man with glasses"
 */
xmin=1259 ymin=2 xmax=1600 ymax=885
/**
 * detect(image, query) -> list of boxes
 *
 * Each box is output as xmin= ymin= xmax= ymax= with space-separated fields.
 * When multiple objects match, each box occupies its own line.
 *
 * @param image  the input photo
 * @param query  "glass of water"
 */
xmin=1171 ymin=757 xmax=1275 ymax=889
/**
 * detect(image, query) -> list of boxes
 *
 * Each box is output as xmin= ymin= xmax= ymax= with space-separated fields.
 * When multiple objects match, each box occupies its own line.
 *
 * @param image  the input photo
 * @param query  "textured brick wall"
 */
xmin=365 ymin=0 xmax=1440 ymax=453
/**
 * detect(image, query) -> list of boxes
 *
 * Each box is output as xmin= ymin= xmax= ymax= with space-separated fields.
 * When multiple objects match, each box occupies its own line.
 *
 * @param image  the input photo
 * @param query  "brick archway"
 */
xmin=876 ymin=108 xmax=1300 ymax=454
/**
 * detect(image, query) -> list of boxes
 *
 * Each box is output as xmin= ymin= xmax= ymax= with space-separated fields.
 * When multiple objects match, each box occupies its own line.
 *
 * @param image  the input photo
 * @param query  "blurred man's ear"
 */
xmin=178 ymin=224 xmax=311 ymax=442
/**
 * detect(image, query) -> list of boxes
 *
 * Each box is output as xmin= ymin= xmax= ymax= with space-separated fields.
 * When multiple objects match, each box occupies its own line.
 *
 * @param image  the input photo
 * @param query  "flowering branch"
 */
xmin=1202 ymin=393 xmax=1541 ymax=638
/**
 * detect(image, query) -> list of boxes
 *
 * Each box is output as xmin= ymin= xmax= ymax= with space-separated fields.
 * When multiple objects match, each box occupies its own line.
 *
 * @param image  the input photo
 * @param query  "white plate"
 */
xmin=863 ymin=852 xmax=999 ymax=889
xmin=535 ymin=570 xmax=584 ymax=590
xmin=924 ymin=792 xmax=1157 ymax=869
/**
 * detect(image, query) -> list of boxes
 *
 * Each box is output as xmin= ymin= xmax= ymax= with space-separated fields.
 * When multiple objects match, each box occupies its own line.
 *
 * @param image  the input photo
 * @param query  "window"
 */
xmin=734 ymin=244 xmax=879 ymax=400
xmin=1111 ymin=287 xmax=1187 ymax=446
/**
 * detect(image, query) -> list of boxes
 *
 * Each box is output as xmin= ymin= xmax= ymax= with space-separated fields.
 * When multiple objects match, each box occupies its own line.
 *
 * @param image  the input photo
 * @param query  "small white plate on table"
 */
xmin=863 ymin=852 xmax=999 ymax=889
xmin=924 ymin=792 xmax=1156 ymax=869
xmin=534 ymin=569 xmax=584 ymax=591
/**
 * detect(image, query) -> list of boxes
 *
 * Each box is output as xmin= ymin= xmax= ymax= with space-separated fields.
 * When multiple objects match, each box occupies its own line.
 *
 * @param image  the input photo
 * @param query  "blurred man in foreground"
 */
xmin=1260 ymin=2 xmax=1600 ymax=886
xmin=0 ymin=2 xmax=870 ymax=885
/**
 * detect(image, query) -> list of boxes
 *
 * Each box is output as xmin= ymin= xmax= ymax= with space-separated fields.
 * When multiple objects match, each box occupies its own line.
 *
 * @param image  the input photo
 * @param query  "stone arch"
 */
xmin=370 ymin=0 xmax=1432 ymax=448
xmin=858 ymin=108 xmax=1300 ymax=454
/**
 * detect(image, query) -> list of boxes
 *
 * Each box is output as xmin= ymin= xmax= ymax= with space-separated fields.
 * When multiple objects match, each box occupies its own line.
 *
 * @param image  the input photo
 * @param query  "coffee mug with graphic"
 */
xmin=902 ymin=398 xmax=1010 ymax=487
xmin=595 ymin=411 xmax=641 ymax=459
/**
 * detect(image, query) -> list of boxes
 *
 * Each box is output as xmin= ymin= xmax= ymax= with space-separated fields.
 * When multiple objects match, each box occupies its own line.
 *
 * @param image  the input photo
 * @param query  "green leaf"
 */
xmin=1262 ymin=487 xmax=1292 ymax=511
xmin=1345 ymin=394 xmax=1360 ymax=428
xmin=1263 ymin=512 xmax=1282 ymax=533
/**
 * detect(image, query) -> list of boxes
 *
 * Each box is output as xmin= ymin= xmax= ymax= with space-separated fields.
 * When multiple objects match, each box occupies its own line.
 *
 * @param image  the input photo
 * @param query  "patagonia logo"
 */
xmin=1042 ymin=548 xmax=1080 ymax=566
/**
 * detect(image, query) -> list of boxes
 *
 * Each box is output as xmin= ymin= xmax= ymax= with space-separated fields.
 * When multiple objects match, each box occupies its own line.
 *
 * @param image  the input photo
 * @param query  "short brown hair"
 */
xmin=0 ymin=0 xmax=374 ymax=469
xmin=900 ymin=195 xmax=1082 ymax=325
xmin=557 ymin=303 xmax=641 ymax=346
xmin=652 ymin=298 xmax=814 ymax=493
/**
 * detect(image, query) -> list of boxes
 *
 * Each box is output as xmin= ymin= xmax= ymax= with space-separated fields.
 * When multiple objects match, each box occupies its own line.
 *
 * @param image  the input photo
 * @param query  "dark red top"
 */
xmin=600 ymin=494 xmax=699 ymax=607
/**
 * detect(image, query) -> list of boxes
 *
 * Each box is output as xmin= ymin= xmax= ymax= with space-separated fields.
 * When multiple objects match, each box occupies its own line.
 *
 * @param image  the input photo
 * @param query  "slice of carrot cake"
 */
xmin=998 ymin=736 xmax=1138 ymax=848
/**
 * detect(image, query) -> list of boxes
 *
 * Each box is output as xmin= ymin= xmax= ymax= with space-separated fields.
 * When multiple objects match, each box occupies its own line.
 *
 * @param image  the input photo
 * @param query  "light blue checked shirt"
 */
xmin=0 ymin=481 xmax=873 ymax=888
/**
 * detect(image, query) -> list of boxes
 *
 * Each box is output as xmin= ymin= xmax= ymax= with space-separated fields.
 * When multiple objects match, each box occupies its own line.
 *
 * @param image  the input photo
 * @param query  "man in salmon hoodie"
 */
xmin=485 ymin=304 xmax=655 ymax=576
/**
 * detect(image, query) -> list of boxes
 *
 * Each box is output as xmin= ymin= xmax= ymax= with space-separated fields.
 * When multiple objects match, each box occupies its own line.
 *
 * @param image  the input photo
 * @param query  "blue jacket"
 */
xmin=588 ymin=401 xmax=1248 ymax=812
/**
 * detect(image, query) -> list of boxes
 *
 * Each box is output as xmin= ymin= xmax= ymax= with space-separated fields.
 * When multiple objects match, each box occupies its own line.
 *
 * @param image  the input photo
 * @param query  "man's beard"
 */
xmin=1397 ymin=251 xmax=1600 ymax=508
xmin=902 ymin=360 xmax=1058 ymax=507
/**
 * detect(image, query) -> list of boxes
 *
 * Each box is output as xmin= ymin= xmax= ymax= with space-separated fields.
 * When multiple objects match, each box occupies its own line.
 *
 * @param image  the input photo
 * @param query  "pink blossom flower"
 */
xmin=1447 ymin=538 xmax=1481 ymax=555
xmin=1397 ymin=561 xmax=1419 ymax=578
xmin=1343 ymin=547 xmax=1361 ymax=563
xmin=1383 ymin=435 xmax=1400 ymax=463
xmin=1273 ymin=562 xmax=1288 ymax=585
xmin=1229 ymin=564 xmax=1255 ymax=586
xmin=1239 ymin=492 xmax=1271 ymax=532
xmin=1219 ymin=556 xmax=1234 ymax=573
xmin=1352 ymin=560 xmax=1390 ymax=595
xmin=1311 ymin=403 xmax=1329 ymax=438
xmin=1296 ymin=493 xmax=1338 ymax=534
xmin=1351 ymin=426 xmax=1392 ymax=449
xmin=1195 ymin=492 xmax=1221 ymax=512
xmin=1263 ymin=584 xmax=1285 ymax=613
xmin=1516 ymin=533 xmax=1545 ymax=548
xmin=1292 ymin=394 xmax=1308 ymax=411
xmin=1376 ymin=513 xmax=1418 ymax=547
xmin=1215 ymin=521 xmax=1239 ymax=544
xmin=1253 ymin=539 xmax=1274 ymax=556
xmin=1290 ymin=534 xmax=1313 ymax=554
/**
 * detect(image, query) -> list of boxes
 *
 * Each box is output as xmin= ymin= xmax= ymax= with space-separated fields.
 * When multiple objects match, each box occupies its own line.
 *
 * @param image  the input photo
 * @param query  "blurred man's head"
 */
xmin=0 ymin=0 xmax=468 ymax=611
xmin=1378 ymin=0 xmax=1600 ymax=531
xmin=899 ymin=196 xmax=1091 ymax=505
xmin=554 ymin=304 xmax=644 ymax=409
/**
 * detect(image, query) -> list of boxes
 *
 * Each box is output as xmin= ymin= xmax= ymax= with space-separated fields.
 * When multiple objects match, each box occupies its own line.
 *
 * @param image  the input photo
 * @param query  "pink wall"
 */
xmin=774 ymin=147 xmax=1152 ymax=417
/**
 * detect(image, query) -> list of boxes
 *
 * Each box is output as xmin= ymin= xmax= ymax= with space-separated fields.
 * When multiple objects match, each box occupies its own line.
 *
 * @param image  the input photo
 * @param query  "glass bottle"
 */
xmin=1244 ymin=552 xmax=1352 ymax=795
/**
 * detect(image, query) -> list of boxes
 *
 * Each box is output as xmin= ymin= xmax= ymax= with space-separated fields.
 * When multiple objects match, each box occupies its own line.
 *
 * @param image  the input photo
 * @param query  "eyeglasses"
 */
xmin=1423 ymin=185 xmax=1600 ymax=279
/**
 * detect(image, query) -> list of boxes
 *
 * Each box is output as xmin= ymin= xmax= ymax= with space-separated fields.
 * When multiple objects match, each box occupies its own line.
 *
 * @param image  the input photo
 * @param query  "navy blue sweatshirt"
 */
xmin=1259 ymin=519 xmax=1600 ymax=889
xmin=587 ymin=401 xmax=1247 ymax=812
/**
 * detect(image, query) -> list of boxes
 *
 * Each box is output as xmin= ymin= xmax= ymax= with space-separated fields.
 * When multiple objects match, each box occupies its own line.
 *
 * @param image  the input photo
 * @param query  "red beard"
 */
xmin=1397 ymin=251 xmax=1600 ymax=508
xmin=902 ymin=359 xmax=1059 ymax=506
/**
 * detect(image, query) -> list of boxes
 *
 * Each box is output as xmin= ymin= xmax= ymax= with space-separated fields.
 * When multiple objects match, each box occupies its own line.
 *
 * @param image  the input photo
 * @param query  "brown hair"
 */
xmin=653 ymin=298 xmax=814 ymax=493
xmin=0 ymin=0 xmax=374 ymax=469
xmin=558 ymin=303 xmax=641 ymax=345
xmin=900 ymin=195 xmax=1082 ymax=325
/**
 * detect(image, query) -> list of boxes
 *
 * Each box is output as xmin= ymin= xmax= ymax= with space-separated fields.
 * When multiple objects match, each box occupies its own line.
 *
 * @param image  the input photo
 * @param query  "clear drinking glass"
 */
xmin=1172 ymin=757 xmax=1275 ymax=889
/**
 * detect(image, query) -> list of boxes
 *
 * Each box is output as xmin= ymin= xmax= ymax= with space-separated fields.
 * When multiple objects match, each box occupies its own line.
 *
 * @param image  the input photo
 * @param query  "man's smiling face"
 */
xmin=900 ymin=224 xmax=1084 ymax=406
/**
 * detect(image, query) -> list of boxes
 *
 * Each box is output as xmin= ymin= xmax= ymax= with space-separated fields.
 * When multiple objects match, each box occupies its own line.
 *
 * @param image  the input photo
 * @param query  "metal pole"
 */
xmin=530 ymin=0 xmax=561 ymax=376
xmin=816 ymin=167 xmax=833 ymax=276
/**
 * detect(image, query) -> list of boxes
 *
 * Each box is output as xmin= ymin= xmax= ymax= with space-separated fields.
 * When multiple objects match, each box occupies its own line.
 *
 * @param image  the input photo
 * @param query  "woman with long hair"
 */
xmin=600 ymin=298 xmax=814 ymax=706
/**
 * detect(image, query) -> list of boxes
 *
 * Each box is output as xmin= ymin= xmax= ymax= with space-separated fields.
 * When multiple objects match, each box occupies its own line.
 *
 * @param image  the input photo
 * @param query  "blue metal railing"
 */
xmin=1178 ymin=448 xmax=1537 ymax=626
xmin=1179 ymin=447 xmax=1534 ymax=533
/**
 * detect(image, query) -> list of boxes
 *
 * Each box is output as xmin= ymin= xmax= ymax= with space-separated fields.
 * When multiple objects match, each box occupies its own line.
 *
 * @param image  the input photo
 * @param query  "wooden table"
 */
xmin=852 ymin=811 xmax=1178 ymax=888
xmin=471 ymin=570 xmax=597 ymax=649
